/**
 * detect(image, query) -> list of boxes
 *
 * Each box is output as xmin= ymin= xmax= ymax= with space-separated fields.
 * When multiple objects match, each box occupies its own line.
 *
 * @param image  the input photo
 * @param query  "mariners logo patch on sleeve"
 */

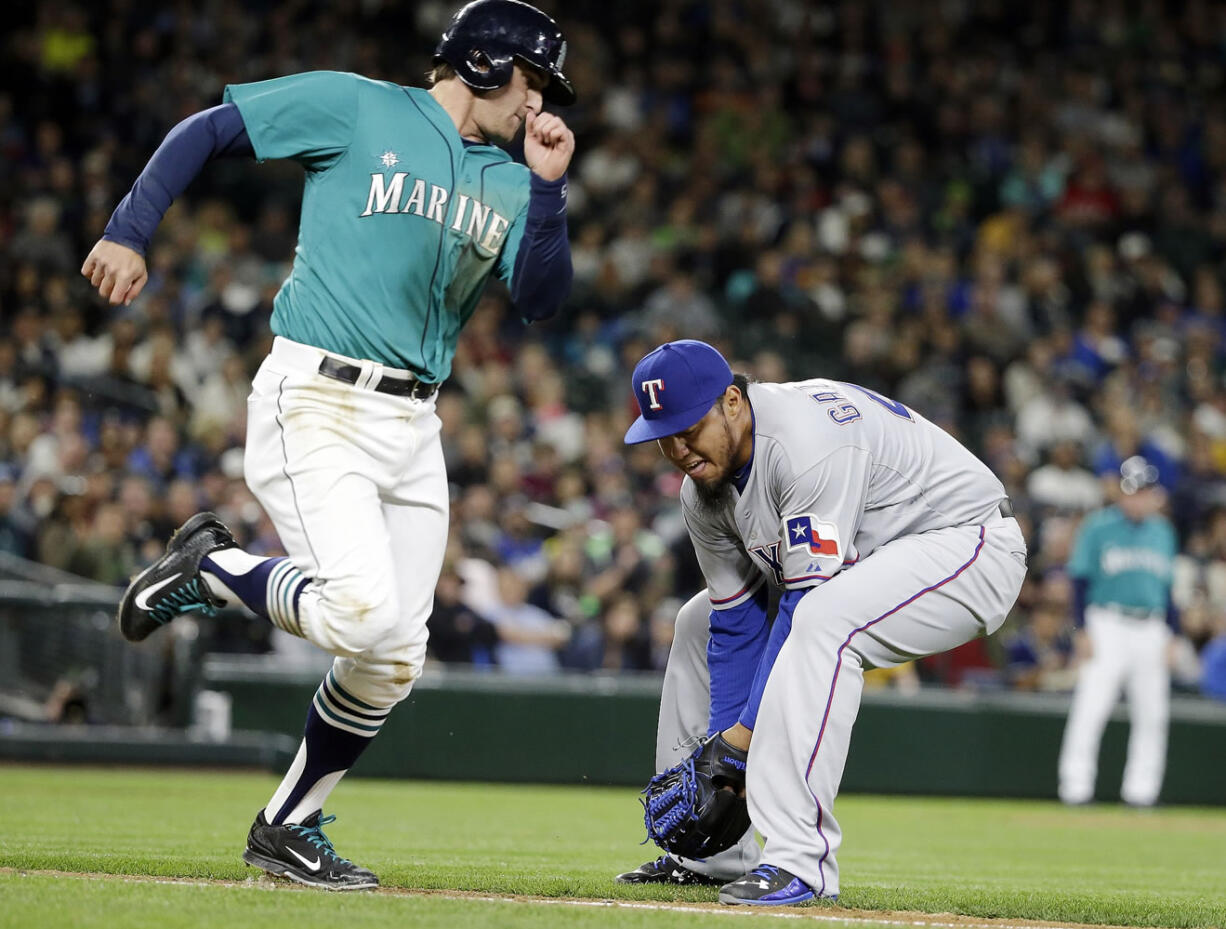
xmin=785 ymin=514 xmax=841 ymax=559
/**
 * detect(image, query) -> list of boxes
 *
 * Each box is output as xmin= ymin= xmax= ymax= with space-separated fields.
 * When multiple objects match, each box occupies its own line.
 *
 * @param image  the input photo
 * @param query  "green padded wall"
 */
xmin=209 ymin=665 xmax=1226 ymax=805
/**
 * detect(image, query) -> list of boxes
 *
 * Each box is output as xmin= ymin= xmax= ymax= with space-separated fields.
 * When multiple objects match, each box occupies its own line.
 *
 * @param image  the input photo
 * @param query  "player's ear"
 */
xmin=724 ymin=384 xmax=744 ymax=414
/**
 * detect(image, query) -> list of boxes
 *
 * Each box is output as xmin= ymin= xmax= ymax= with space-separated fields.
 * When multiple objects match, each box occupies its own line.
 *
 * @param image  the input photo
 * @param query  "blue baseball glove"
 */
xmin=640 ymin=733 xmax=750 ymax=859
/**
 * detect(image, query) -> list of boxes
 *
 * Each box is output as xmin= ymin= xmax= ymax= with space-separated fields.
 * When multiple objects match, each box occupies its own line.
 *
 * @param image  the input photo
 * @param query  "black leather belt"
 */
xmin=317 ymin=356 xmax=438 ymax=400
xmin=999 ymin=498 xmax=1014 ymax=518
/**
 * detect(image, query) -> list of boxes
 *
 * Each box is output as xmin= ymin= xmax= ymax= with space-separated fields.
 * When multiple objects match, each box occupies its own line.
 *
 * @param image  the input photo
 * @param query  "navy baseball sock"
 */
xmin=201 ymin=551 xmax=310 ymax=637
xmin=265 ymin=670 xmax=391 ymax=825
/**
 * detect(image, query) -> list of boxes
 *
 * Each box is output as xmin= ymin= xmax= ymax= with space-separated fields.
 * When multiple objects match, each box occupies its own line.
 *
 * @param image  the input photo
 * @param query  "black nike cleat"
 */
xmin=117 ymin=511 xmax=236 ymax=642
xmin=242 ymin=810 xmax=379 ymax=890
xmin=615 ymin=855 xmax=721 ymax=885
xmin=718 ymin=864 xmax=822 ymax=905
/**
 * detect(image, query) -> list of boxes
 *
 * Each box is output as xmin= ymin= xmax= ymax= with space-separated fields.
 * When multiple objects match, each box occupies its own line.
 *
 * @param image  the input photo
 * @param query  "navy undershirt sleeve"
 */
xmin=707 ymin=582 xmax=771 ymax=734
xmin=104 ymin=103 xmax=253 ymax=255
xmin=1071 ymin=576 xmax=1088 ymax=629
xmin=511 ymin=173 xmax=572 ymax=322
xmin=738 ymin=586 xmax=807 ymax=731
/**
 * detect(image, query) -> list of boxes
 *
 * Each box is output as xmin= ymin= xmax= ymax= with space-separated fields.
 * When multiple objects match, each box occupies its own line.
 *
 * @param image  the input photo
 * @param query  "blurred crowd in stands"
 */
xmin=5 ymin=0 xmax=1226 ymax=698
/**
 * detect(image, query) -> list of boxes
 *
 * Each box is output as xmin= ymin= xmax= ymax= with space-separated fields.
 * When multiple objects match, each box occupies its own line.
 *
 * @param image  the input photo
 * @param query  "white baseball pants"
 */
xmin=655 ymin=590 xmax=763 ymax=880
xmin=244 ymin=336 xmax=449 ymax=708
xmin=1057 ymin=605 xmax=1171 ymax=806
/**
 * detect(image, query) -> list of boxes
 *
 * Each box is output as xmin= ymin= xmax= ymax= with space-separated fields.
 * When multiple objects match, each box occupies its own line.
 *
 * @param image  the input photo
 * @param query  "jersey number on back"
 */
xmin=811 ymin=385 xmax=913 ymax=425
xmin=810 ymin=390 xmax=861 ymax=425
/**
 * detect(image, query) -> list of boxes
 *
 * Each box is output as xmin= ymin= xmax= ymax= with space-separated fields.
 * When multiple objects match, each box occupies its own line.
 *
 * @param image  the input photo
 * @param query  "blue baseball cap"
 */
xmin=623 ymin=340 xmax=733 ymax=444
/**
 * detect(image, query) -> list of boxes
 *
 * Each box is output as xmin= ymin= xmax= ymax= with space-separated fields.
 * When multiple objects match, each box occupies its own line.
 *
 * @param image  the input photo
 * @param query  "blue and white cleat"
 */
xmin=718 ymin=864 xmax=821 ymax=906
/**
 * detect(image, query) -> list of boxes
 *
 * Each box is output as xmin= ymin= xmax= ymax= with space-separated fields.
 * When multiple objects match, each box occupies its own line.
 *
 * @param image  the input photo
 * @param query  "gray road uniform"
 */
xmin=660 ymin=378 xmax=1028 ymax=896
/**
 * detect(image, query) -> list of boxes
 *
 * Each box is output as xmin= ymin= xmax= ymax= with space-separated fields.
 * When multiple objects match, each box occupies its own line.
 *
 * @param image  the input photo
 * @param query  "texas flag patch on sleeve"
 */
xmin=784 ymin=514 xmax=841 ymax=559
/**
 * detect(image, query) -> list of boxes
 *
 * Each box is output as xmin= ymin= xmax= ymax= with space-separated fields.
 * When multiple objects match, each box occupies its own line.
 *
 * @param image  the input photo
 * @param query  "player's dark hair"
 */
xmin=714 ymin=373 xmax=754 ymax=415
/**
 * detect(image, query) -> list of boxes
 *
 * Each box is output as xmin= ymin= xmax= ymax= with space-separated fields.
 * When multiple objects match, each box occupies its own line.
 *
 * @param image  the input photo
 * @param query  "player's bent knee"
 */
xmin=337 ymin=649 xmax=427 ymax=708
xmin=789 ymin=606 xmax=862 ymax=656
xmin=673 ymin=591 xmax=712 ymax=649
xmin=318 ymin=594 xmax=402 ymax=655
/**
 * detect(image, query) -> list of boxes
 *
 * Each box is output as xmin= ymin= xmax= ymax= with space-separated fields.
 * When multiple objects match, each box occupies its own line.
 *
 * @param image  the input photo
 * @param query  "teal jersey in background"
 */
xmin=1067 ymin=507 xmax=1177 ymax=613
xmin=224 ymin=71 xmax=531 ymax=381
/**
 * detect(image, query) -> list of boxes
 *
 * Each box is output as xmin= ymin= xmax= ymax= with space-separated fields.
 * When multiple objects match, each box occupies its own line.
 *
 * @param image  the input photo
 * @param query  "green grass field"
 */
xmin=1 ymin=766 xmax=1223 ymax=929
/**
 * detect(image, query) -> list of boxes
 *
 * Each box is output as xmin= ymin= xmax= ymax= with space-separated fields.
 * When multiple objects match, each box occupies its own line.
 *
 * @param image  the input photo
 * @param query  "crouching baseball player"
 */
xmin=618 ymin=340 xmax=1028 ymax=905
xmin=83 ymin=0 xmax=575 ymax=889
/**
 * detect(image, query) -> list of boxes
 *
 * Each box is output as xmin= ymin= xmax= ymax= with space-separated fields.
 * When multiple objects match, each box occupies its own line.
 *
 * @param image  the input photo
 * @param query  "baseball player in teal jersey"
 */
xmin=81 ymin=0 xmax=575 ymax=889
xmin=1058 ymin=456 xmax=1178 ymax=807
xmin=618 ymin=340 xmax=1028 ymax=905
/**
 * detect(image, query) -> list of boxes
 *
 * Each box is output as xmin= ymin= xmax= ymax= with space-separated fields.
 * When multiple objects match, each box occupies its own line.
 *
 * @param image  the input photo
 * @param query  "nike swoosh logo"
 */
xmin=286 ymin=847 xmax=321 ymax=871
xmin=134 ymin=573 xmax=183 ymax=611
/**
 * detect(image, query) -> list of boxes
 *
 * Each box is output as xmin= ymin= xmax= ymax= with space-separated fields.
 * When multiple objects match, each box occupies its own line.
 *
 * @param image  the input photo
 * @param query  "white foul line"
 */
xmin=0 ymin=870 xmax=1151 ymax=929
xmin=442 ymin=892 xmax=1125 ymax=929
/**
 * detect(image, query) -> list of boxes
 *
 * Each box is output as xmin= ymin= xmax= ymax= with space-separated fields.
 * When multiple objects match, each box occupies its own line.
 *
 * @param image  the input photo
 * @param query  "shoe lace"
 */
xmin=287 ymin=814 xmax=351 ymax=865
xmin=749 ymin=864 xmax=780 ymax=881
xmin=148 ymin=577 xmax=219 ymax=627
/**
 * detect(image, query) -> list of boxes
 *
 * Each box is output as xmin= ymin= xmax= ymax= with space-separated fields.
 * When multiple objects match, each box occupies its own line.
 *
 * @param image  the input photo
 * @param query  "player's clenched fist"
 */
xmin=81 ymin=239 xmax=148 ymax=306
xmin=524 ymin=110 xmax=575 ymax=182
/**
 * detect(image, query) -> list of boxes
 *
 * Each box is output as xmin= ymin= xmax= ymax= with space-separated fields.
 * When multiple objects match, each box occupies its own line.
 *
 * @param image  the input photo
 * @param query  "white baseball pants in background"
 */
xmin=1058 ymin=605 xmax=1171 ymax=807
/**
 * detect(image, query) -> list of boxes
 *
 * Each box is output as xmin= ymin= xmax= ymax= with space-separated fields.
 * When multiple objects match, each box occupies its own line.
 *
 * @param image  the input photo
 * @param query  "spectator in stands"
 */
xmin=1201 ymin=610 xmax=1226 ymax=702
xmin=0 ymin=465 xmax=33 ymax=558
xmin=599 ymin=592 xmax=652 ymax=671
xmin=7 ymin=0 xmax=1226 ymax=687
xmin=64 ymin=500 xmax=137 ymax=586
xmin=1003 ymin=599 xmax=1075 ymax=692
xmin=1027 ymin=440 xmax=1104 ymax=515
xmin=488 ymin=567 xmax=571 ymax=675
xmin=426 ymin=567 xmax=498 ymax=666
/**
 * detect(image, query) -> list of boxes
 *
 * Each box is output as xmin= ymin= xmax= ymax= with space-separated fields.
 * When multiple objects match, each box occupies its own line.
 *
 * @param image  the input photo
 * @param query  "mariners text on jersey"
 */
xmin=360 ymin=172 xmax=511 ymax=254
xmin=1100 ymin=546 xmax=1171 ymax=577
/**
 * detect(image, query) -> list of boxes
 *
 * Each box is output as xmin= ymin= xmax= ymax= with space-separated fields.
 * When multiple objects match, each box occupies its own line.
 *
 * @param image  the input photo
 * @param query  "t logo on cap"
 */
xmin=624 ymin=340 xmax=734 ymax=445
xmin=641 ymin=378 xmax=665 ymax=410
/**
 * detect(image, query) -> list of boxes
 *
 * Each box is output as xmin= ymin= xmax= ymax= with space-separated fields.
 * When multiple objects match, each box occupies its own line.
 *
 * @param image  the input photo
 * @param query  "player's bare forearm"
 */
xmin=81 ymin=239 xmax=149 ymax=306
xmin=523 ymin=111 xmax=574 ymax=181
xmin=721 ymin=722 xmax=753 ymax=752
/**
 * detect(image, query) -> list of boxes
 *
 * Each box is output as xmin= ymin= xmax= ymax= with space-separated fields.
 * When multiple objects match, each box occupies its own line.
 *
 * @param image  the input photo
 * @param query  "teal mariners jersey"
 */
xmin=1067 ymin=507 xmax=1176 ymax=612
xmin=224 ymin=71 xmax=533 ymax=381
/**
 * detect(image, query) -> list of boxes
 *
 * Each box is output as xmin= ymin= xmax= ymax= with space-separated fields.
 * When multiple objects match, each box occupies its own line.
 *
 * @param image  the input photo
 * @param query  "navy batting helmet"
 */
xmin=1119 ymin=455 xmax=1160 ymax=495
xmin=435 ymin=0 xmax=575 ymax=105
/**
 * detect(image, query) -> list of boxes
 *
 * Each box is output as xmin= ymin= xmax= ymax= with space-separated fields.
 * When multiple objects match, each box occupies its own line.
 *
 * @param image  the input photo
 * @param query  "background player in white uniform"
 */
xmin=81 ymin=0 xmax=575 ymax=890
xmin=619 ymin=340 xmax=1028 ymax=906
xmin=1058 ymin=456 xmax=1178 ymax=807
